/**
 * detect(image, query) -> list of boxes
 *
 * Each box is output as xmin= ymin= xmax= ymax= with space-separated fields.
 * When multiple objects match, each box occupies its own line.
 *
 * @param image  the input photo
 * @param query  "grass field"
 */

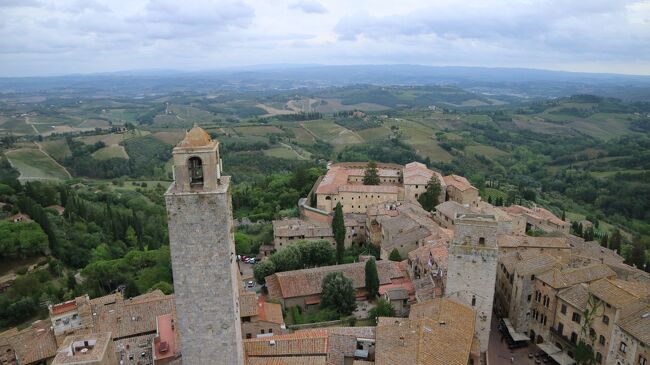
xmin=0 ymin=118 xmax=34 ymax=135
xmin=263 ymin=146 xmax=303 ymax=160
xmin=285 ymin=126 xmax=315 ymax=144
xmin=301 ymin=120 xmax=363 ymax=149
xmin=152 ymin=130 xmax=186 ymax=145
xmin=233 ymin=125 xmax=285 ymax=136
xmin=169 ymin=105 xmax=215 ymax=124
xmin=356 ymin=126 xmax=391 ymax=141
xmin=39 ymin=139 xmax=71 ymax=161
xmin=6 ymin=148 xmax=70 ymax=181
xmin=78 ymin=119 xmax=111 ymax=128
xmin=567 ymin=118 xmax=633 ymax=140
xmin=466 ymin=145 xmax=509 ymax=159
xmin=385 ymin=119 xmax=453 ymax=163
xmin=78 ymin=130 xmax=150 ymax=145
xmin=92 ymin=145 xmax=129 ymax=160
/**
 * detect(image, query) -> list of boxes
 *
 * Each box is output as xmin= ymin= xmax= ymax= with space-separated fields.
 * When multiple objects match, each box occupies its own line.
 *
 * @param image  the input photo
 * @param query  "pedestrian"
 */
xmin=511 ymin=356 xmax=515 ymax=363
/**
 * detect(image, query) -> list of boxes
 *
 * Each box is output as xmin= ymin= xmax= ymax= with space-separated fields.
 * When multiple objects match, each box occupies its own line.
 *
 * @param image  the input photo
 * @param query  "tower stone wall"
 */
xmin=164 ymin=126 xmax=243 ymax=365
xmin=445 ymin=213 xmax=499 ymax=353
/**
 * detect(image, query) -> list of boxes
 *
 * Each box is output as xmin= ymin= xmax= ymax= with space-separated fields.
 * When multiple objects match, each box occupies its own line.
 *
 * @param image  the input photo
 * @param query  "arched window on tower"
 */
xmin=188 ymin=157 xmax=204 ymax=186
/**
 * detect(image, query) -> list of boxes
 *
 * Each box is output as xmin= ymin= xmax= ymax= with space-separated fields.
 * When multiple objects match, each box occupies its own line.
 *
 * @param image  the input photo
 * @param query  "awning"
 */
xmin=537 ymin=342 xmax=561 ymax=355
xmin=551 ymin=351 xmax=576 ymax=365
xmin=502 ymin=318 xmax=529 ymax=342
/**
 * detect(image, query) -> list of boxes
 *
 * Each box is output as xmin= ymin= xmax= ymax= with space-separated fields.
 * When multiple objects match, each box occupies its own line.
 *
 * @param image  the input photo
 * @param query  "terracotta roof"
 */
xmin=435 ymin=200 xmax=471 ymax=218
xmin=403 ymin=162 xmax=440 ymax=186
xmin=258 ymin=298 xmax=284 ymax=325
xmin=244 ymin=330 xmax=329 ymax=357
xmin=176 ymin=125 xmax=212 ymax=147
xmin=617 ymin=304 xmax=650 ymax=344
xmin=443 ymin=175 xmax=477 ymax=192
xmin=5 ymin=321 xmax=58 ymax=365
xmin=51 ymin=300 xmax=77 ymax=315
xmin=502 ymin=205 xmax=567 ymax=226
xmin=240 ymin=292 xmax=259 ymax=317
xmin=315 ymin=163 xmax=402 ymax=195
xmin=557 ymin=284 xmax=590 ymax=311
xmin=514 ymin=254 xmax=561 ymax=276
xmin=588 ymin=278 xmax=648 ymax=308
xmin=338 ymin=184 xmax=399 ymax=194
xmin=537 ymin=264 xmax=616 ymax=289
xmin=376 ymin=298 xmax=476 ymax=365
xmin=407 ymin=243 xmax=449 ymax=270
xmin=273 ymin=219 xmax=332 ymax=238
xmin=246 ymin=357 xmax=326 ymax=365
xmin=497 ymin=234 xmax=570 ymax=249
xmin=266 ymin=261 xmax=403 ymax=299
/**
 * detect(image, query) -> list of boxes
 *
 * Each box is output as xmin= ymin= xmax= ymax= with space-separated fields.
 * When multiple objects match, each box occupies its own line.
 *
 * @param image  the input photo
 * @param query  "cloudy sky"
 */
xmin=1 ymin=0 xmax=649 ymax=76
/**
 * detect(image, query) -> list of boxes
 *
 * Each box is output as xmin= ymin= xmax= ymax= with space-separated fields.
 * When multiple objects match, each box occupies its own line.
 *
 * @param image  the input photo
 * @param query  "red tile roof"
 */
xmin=153 ymin=313 xmax=179 ymax=361
xmin=50 ymin=300 xmax=77 ymax=315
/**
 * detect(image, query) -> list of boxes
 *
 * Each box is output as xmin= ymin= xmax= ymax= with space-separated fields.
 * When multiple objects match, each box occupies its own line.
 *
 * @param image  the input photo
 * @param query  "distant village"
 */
xmin=1 ymin=127 xmax=649 ymax=365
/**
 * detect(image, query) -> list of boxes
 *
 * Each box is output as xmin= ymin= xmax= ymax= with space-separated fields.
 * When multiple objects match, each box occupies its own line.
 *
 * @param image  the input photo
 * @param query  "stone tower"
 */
xmin=445 ymin=213 xmax=498 ymax=354
xmin=164 ymin=125 xmax=244 ymax=365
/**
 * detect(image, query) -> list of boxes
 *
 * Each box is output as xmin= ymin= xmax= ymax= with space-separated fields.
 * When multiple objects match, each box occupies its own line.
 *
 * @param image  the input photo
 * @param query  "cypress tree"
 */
xmin=418 ymin=176 xmax=442 ymax=211
xmin=363 ymin=161 xmax=380 ymax=185
xmin=365 ymin=258 xmax=380 ymax=299
xmin=332 ymin=202 xmax=345 ymax=264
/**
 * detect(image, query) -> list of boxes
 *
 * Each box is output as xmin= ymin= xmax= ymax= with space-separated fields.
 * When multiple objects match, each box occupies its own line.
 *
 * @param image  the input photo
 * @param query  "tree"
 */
xmin=368 ymin=299 xmax=396 ymax=325
xmin=320 ymin=272 xmax=356 ymax=315
xmin=627 ymin=237 xmax=647 ymax=269
xmin=332 ymin=202 xmax=345 ymax=264
xmin=363 ymin=161 xmax=380 ymax=185
xmin=253 ymin=260 xmax=276 ymax=284
xmin=418 ymin=176 xmax=442 ymax=211
xmin=389 ymin=248 xmax=401 ymax=261
xmin=610 ymin=229 xmax=622 ymax=252
xmin=297 ymin=240 xmax=334 ymax=267
xmin=364 ymin=258 xmax=379 ymax=299
xmin=269 ymin=245 xmax=301 ymax=272
xmin=149 ymin=281 xmax=173 ymax=294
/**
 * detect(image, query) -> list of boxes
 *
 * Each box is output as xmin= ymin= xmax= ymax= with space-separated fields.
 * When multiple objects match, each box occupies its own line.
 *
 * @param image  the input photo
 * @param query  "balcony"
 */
xmin=549 ymin=327 xmax=577 ymax=350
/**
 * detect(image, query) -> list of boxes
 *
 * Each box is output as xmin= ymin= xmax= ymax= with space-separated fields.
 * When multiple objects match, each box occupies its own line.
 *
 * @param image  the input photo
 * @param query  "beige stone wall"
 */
xmin=528 ymin=281 xmax=558 ymax=343
xmin=447 ymin=186 xmax=480 ymax=208
xmin=606 ymin=325 xmax=645 ymax=365
xmin=241 ymin=319 xmax=283 ymax=339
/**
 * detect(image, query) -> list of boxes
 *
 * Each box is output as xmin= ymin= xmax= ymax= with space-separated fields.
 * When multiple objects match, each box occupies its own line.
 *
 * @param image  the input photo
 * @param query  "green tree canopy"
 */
xmin=0 ymin=221 xmax=48 ymax=259
xmin=363 ymin=161 xmax=380 ymax=185
xmin=364 ymin=258 xmax=379 ymax=299
xmin=610 ymin=229 xmax=622 ymax=252
xmin=389 ymin=248 xmax=402 ymax=261
xmin=297 ymin=240 xmax=335 ymax=267
xmin=418 ymin=176 xmax=442 ymax=211
xmin=320 ymin=272 xmax=356 ymax=315
xmin=627 ymin=237 xmax=648 ymax=270
xmin=253 ymin=259 xmax=276 ymax=285
xmin=332 ymin=202 xmax=345 ymax=264
xmin=368 ymin=298 xmax=396 ymax=325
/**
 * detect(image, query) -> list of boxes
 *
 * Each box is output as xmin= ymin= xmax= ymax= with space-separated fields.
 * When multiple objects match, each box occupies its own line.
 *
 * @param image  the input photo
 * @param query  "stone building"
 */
xmin=497 ymin=234 xmax=572 ymax=258
xmin=402 ymin=161 xmax=446 ymax=204
xmin=607 ymin=304 xmax=650 ymax=365
xmin=239 ymin=291 xmax=286 ymax=340
xmin=528 ymin=264 xmax=616 ymax=345
xmin=443 ymin=174 xmax=480 ymax=208
xmin=272 ymin=218 xmax=334 ymax=250
xmin=433 ymin=200 xmax=472 ymax=229
xmin=164 ymin=126 xmax=244 ymax=365
xmin=51 ymin=332 xmax=116 ymax=365
xmin=502 ymin=204 xmax=570 ymax=234
xmin=445 ymin=213 xmax=499 ymax=354
xmin=375 ymin=298 xmax=480 ymax=365
xmin=495 ymin=252 xmax=560 ymax=334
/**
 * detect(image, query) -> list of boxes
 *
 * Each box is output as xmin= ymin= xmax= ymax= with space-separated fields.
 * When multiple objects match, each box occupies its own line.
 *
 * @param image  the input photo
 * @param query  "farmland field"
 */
xmin=263 ymin=146 xmax=303 ymax=160
xmin=466 ymin=145 xmax=509 ymax=159
xmin=6 ymin=147 xmax=70 ymax=181
xmin=92 ymin=145 xmax=129 ymax=160
xmin=39 ymin=139 xmax=71 ymax=161
xmin=233 ymin=125 xmax=285 ymax=136
xmin=152 ymin=130 xmax=186 ymax=145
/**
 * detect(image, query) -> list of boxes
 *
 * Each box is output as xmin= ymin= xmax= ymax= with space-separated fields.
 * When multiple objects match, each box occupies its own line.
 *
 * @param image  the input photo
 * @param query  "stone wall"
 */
xmin=165 ymin=177 xmax=244 ymax=365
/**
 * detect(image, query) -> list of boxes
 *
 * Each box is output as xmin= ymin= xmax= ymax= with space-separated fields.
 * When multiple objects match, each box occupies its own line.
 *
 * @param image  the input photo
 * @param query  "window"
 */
xmin=599 ymin=335 xmax=605 ymax=345
xmin=527 ymin=294 xmax=532 ymax=302
xmin=561 ymin=304 xmax=567 ymax=314
xmin=246 ymin=333 xmax=252 ymax=339
xmin=602 ymin=315 xmax=609 ymax=325
xmin=619 ymin=342 xmax=627 ymax=353
xmin=471 ymin=295 xmax=476 ymax=307
xmin=269 ymin=329 xmax=273 ymax=333
xmin=188 ymin=156 xmax=204 ymax=186
xmin=570 ymin=332 xmax=578 ymax=345
xmin=572 ymin=312 xmax=581 ymax=324
xmin=261 ymin=329 xmax=265 ymax=334
xmin=595 ymin=352 xmax=602 ymax=363
xmin=479 ymin=237 xmax=485 ymax=245
xmin=639 ymin=355 xmax=647 ymax=365
xmin=557 ymin=323 xmax=564 ymax=336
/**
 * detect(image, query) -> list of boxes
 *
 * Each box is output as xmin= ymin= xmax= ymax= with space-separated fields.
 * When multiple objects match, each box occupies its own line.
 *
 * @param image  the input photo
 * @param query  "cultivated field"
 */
xmin=6 ymin=147 xmax=71 ymax=181
xmin=92 ymin=145 xmax=129 ymax=160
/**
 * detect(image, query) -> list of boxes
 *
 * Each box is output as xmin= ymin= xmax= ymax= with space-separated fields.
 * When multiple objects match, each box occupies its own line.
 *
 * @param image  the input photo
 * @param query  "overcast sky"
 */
xmin=1 ymin=0 xmax=649 ymax=77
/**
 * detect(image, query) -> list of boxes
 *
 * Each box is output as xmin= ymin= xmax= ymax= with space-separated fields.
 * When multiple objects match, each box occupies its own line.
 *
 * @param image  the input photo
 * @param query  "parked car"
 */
xmin=246 ymin=281 xmax=254 ymax=288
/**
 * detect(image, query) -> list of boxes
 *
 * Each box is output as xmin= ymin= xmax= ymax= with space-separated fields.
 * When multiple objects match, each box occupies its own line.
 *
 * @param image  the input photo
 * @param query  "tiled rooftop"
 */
xmin=52 ymin=332 xmax=112 ymax=365
xmin=443 ymin=174 xmax=477 ymax=192
xmin=537 ymin=264 xmax=616 ymax=289
xmin=244 ymin=330 xmax=329 ymax=357
xmin=497 ymin=234 xmax=570 ymax=249
xmin=266 ymin=261 xmax=403 ymax=299
xmin=617 ymin=304 xmax=650 ymax=345
xmin=557 ymin=283 xmax=590 ymax=311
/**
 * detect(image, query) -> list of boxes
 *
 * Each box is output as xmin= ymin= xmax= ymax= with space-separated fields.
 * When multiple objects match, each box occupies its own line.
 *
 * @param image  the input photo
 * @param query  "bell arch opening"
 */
xmin=188 ymin=156 xmax=204 ymax=186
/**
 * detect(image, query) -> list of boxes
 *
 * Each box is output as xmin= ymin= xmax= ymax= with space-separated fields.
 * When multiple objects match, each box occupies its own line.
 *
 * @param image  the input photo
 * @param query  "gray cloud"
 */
xmin=289 ymin=0 xmax=327 ymax=14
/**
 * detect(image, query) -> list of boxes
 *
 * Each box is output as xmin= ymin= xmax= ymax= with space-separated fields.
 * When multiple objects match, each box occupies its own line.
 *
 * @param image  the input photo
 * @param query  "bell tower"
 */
xmin=164 ymin=125 xmax=243 ymax=365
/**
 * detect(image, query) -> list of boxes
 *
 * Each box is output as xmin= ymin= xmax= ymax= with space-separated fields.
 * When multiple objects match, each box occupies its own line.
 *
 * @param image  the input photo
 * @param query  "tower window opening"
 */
xmin=479 ymin=237 xmax=485 ymax=245
xmin=188 ymin=157 xmax=204 ymax=186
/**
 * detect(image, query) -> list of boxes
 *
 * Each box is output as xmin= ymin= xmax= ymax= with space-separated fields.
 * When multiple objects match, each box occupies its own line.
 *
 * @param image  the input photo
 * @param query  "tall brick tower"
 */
xmin=445 ymin=213 xmax=499 ymax=354
xmin=164 ymin=125 xmax=244 ymax=365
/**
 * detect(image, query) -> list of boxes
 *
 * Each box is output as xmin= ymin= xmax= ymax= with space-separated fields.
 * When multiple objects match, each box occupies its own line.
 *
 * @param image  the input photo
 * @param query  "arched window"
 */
xmin=325 ymin=196 xmax=332 ymax=200
xmin=188 ymin=157 xmax=204 ymax=186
